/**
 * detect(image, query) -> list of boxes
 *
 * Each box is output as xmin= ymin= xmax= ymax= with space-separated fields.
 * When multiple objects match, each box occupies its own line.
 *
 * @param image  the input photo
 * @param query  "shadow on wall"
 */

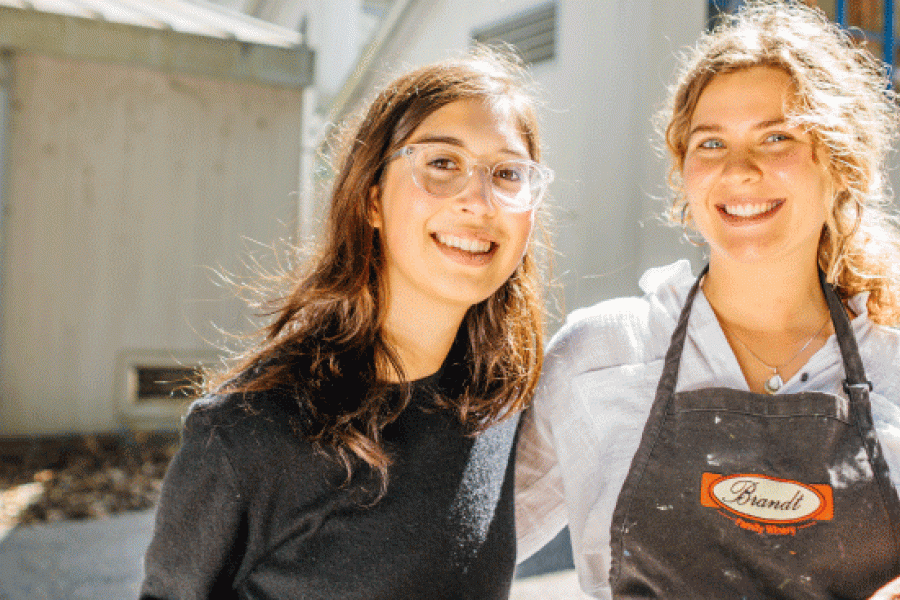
xmin=515 ymin=527 xmax=575 ymax=579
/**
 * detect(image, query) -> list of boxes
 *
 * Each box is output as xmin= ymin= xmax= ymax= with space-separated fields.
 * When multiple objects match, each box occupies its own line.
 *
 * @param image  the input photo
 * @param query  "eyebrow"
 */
xmin=687 ymin=118 xmax=788 ymax=140
xmin=407 ymin=134 xmax=528 ymax=158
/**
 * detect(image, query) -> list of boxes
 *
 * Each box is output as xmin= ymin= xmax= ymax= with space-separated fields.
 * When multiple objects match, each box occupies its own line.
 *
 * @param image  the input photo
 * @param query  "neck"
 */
xmin=702 ymin=253 xmax=834 ymax=393
xmin=702 ymin=254 xmax=828 ymax=333
xmin=380 ymin=295 xmax=468 ymax=383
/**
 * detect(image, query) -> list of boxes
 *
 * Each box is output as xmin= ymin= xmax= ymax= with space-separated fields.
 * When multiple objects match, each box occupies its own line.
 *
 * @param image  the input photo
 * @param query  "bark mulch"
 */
xmin=0 ymin=432 xmax=179 ymax=527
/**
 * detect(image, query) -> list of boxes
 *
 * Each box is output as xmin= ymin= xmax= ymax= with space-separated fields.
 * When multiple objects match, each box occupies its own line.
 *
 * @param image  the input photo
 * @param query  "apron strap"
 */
xmin=661 ymin=265 xmax=872 ymax=402
xmin=819 ymin=268 xmax=872 ymax=401
xmin=655 ymin=264 xmax=708 ymax=401
xmin=821 ymin=270 xmax=900 ymax=554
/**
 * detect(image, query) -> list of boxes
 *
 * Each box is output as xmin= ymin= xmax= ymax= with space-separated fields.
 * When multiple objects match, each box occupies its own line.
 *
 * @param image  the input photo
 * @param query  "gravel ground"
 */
xmin=0 ymin=433 xmax=178 ymax=527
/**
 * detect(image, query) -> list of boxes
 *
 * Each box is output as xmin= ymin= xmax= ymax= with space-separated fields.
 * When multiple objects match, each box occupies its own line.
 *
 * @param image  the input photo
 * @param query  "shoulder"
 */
xmin=851 ymin=296 xmax=900 ymax=401
xmin=185 ymin=386 xmax=300 ymax=435
xmin=544 ymin=260 xmax=696 ymax=377
xmin=180 ymin=387 xmax=319 ymax=477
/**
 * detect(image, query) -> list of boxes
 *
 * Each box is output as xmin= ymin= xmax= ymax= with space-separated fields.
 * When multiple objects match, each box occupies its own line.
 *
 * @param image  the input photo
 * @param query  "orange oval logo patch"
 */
xmin=700 ymin=473 xmax=834 ymax=524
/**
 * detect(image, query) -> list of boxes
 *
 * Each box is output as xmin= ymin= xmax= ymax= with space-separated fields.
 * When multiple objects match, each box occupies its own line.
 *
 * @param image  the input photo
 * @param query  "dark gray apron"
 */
xmin=609 ymin=268 xmax=900 ymax=599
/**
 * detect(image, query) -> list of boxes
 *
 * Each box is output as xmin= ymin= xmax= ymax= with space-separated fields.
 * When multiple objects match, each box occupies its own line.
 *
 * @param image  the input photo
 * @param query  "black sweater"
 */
xmin=139 ymin=370 xmax=519 ymax=600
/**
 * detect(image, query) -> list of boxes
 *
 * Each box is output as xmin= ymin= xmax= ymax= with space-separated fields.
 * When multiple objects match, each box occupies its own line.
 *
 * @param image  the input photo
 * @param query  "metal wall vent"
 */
xmin=472 ymin=2 xmax=557 ymax=65
xmin=134 ymin=366 xmax=201 ymax=402
xmin=118 ymin=350 xmax=220 ymax=430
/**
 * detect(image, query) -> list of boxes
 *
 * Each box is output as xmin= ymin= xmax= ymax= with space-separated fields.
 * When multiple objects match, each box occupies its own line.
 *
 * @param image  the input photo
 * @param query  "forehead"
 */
xmin=408 ymin=98 xmax=530 ymax=156
xmin=692 ymin=66 xmax=795 ymax=124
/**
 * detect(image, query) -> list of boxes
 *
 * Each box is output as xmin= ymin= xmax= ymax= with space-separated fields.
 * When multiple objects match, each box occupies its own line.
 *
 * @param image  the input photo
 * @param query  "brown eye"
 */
xmin=427 ymin=157 xmax=459 ymax=171
xmin=494 ymin=165 xmax=524 ymax=182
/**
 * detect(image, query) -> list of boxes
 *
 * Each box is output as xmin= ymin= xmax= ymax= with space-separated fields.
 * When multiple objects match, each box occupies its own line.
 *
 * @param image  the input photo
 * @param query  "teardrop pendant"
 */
xmin=764 ymin=373 xmax=783 ymax=394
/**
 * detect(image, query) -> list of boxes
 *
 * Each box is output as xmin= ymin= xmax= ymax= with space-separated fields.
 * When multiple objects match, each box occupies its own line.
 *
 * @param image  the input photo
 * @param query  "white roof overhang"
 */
xmin=0 ymin=0 xmax=313 ymax=88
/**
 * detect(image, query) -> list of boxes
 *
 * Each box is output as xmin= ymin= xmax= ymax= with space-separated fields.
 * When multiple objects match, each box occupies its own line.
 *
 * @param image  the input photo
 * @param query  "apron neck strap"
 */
xmin=655 ymin=265 xmax=706 ymax=403
xmin=819 ymin=268 xmax=872 ymax=401
xmin=659 ymin=264 xmax=870 ymax=402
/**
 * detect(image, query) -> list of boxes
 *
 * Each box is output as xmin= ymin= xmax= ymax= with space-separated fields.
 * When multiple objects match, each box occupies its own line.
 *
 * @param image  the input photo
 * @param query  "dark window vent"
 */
xmin=118 ymin=350 xmax=218 ymax=430
xmin=472 ymin=2 xmax=556 ymax=65
xmin=134 ymin=366 xmax=201 ymax=402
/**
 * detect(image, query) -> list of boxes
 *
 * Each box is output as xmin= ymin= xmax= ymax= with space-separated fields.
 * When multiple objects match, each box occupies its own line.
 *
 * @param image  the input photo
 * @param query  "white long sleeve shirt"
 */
xmin=515 ymin=260 xmax=900 ymax=599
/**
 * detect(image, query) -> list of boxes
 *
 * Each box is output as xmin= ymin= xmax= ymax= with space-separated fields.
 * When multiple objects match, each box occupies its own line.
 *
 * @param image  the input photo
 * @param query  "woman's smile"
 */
xmin=432 ymin=231 xmax=498 ymax=266
xmin=434 ymin=231 xmax=495 ymax=254
xmin=717 ymin=199 xmax=784 ymax=222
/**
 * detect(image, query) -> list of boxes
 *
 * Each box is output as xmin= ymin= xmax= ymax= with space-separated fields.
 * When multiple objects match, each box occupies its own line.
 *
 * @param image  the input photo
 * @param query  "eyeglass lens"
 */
xmin=406 ymin=145 xmax=546 ymax=209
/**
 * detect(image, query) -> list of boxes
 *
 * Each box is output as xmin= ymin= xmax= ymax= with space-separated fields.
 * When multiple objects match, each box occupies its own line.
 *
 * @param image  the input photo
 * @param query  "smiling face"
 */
xmin=682 ymin=66 xmax=835 ymax=268
xmin=371 ymin=98 xmax=536 ymax=321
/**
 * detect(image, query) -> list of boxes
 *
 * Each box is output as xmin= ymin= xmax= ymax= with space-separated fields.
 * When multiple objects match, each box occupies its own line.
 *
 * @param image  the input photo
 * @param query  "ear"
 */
xmin=833 ymin=173 xmax=848 ymax=196
xmin=828 ymin=171 xmax=849 ymax=207
xmin=368 ymin=185 xmax=382 ymax=229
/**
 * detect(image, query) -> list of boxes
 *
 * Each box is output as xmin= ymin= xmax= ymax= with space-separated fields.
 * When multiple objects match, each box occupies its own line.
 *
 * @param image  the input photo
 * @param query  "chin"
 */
xmin=710 ymin=240 xmax=783 ymax=264
xmin=449 ymin=290 xmax=500 ymax=313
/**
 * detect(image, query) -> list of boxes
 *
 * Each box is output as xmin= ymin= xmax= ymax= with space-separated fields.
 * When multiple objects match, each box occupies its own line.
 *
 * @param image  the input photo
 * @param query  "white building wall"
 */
xmin=350 ymin=0 xmax=706 ymax=322
xmin=1 ymin=52 xmax=303 ymax=434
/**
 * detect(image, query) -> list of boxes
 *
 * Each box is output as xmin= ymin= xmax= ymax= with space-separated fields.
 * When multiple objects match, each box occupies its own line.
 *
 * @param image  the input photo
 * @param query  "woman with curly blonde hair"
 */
xmin=664 ymin=1 xmax=900 ymax=326
xmin=516 ymin=3 xmax=900 ymax=598
xmin=141 ymin=47 xmax=553 ymax=600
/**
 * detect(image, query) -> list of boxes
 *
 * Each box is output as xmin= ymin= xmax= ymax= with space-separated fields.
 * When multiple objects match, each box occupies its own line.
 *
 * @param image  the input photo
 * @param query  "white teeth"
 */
xmin=436 ymin=233 xmax=492 ymax=254
xmin=722 ymin=201 xmax=778 ymax=217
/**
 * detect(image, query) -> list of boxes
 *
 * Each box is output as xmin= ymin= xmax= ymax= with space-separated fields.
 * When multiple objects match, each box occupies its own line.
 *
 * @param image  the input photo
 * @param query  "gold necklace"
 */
xmin=723 ymin=315 xmax=830 ymax=394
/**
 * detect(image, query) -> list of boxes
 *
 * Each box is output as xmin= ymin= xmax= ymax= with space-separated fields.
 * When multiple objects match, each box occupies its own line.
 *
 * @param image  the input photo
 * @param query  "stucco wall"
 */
xmin=1 ymin=52 xmax=302 ymax=434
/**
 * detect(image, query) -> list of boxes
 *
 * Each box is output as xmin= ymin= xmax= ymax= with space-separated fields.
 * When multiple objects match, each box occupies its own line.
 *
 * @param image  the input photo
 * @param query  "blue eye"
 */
xmin=765 ymin=133 xmax=790 ymax=143
xmin=698 ymin=138 xmax=724 ymax=150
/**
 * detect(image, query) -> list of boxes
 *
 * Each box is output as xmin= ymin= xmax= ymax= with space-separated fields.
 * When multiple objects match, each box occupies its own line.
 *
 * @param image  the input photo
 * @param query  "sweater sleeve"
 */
xmin=140 ymin=409 xmax=246 ymax=600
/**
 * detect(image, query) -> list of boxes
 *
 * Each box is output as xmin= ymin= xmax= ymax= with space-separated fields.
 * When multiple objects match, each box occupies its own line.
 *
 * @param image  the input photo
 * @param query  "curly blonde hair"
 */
xmin=661 ymin=1 xmax=900 ymax=325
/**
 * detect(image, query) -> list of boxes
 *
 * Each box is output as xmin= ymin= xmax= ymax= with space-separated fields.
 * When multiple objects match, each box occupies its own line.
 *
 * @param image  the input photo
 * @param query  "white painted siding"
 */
xmin=1 ymin=52 xmax=302 ymax=434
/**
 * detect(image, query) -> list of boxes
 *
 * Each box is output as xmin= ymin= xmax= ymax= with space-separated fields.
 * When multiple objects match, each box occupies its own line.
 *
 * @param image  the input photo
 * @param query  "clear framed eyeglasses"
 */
xmin=386 ymin=143 xmax=554 ymax=212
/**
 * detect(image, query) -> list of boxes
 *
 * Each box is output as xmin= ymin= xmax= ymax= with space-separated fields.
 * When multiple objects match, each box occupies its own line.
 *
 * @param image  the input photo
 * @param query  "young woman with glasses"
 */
xmin=516 ymin=3 xmax=900 ymax=598
xmin=140 ymin=48 xmax=553 ymax=600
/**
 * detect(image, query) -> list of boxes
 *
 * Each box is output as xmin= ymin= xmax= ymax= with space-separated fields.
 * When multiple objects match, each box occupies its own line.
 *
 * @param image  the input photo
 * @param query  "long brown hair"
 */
xmin=661 ymin=1 xmax=900 ymax=324
xmin=208 ymin=47 xmax=547 ymax=493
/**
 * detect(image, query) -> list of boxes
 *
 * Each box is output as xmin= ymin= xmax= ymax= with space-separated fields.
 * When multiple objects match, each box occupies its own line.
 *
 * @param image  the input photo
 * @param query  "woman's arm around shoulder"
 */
xmin=515 ymin=291 xmax=661 ymax=561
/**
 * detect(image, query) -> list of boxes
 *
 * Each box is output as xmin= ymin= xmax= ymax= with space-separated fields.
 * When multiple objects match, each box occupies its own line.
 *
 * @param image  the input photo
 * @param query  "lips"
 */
xmin=434 ymin=232 xmax=494 ymax=255
xmin=717 ymin=199 xmax=784 ymax=221
xmin=431 ymin=231 xmax=498 ymax=267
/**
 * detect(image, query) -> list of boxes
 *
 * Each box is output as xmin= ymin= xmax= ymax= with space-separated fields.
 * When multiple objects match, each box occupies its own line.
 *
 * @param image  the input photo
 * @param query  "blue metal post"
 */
xmin=707 ymin=0 xmax=719 ymax=27
xmin=886 ymin=0 xmax=895 ymax=80
xmin=836 ymin=0 xmax=846 ymax=26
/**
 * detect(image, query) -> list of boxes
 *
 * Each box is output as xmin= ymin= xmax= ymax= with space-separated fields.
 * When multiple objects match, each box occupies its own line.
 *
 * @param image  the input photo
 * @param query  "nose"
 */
xmin=721 ymin=147 xmax=762 ymax=183
xmin=455 ymin=166 xmax=496 ymax=214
